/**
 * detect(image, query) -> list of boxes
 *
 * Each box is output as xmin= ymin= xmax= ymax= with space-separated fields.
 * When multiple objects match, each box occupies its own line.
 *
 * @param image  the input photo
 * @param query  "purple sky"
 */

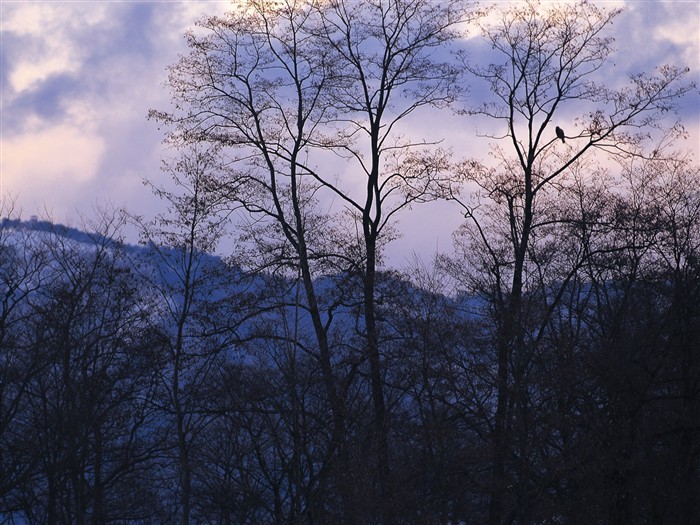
xmin=1 ymin=1 xmax=698 ymax=265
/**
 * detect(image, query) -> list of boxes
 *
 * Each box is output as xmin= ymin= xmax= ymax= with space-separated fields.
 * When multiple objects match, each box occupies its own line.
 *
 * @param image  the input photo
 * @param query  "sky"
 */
xmin=1 ymin=0 xmax=699 ymax=266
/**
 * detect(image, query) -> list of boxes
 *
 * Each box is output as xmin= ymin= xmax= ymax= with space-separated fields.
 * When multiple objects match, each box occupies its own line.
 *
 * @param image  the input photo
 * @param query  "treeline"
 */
xmin=2 ymin=0 xmax=699 ymax=523
xmin=1 ymin=155 xmax=698 ymax=524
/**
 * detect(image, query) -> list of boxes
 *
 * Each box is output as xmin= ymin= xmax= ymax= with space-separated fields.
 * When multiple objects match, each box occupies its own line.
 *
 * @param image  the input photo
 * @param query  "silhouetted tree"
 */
xmin=150 ymin=1 xmax=479 ymax=521
xmin=0 ymin=205 xmax=48 ymax=515
xmin=2 ymin=214 xmax=163 ymax=524
xmin=449 ymin=1 xmax=694 ymax=522
xmin=132 ymin=144 xmax=254 ymax=525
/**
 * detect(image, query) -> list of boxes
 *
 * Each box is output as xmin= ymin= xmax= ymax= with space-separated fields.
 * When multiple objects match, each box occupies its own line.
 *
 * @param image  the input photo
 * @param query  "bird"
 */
xmin=555 ymin=126 xmax=565 ymax=143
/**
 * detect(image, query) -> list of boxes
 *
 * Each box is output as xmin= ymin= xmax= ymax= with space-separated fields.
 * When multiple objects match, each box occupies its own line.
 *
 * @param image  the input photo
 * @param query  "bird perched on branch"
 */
xmin=555 ymin=126 xmax=565 ymax=143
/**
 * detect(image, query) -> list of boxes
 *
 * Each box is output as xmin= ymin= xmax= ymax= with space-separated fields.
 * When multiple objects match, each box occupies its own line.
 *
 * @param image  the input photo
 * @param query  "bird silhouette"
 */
xmin=555 ymin=126 xmax=565 ymax=143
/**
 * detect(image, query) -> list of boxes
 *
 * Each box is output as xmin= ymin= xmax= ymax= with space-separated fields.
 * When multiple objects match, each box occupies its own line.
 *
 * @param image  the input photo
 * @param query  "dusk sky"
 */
xmin=1 ymin=0 xmax=698 ymax=264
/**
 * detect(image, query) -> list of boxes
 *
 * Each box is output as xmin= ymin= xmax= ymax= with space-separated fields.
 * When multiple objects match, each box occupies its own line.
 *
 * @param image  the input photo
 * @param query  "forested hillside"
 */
xmin=2 ymin=0 xmax=698 ymax=524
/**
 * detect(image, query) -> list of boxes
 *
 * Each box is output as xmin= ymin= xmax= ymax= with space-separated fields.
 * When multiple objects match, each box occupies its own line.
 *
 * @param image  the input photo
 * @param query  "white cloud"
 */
xmin=2 ymin=123 xmax=104 ymax=184
xmin=1 ymin=123 xmax=105 ymax=221
xmin=652 ymin=4 xmax=700 ymax=68
xmin=151 ymin=0 xmax=230 ymax=45
xmin=1 ymin=91 xmax=105 ymax=208
xmin=2 ymin=3 xmax=114 ymax=93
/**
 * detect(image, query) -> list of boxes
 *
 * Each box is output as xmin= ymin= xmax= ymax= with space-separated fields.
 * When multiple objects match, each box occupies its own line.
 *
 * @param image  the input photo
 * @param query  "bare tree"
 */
xmin=314 ymin=4 xmax=476 ymax=515
xmin=2 ymin=213 xmax=163 ymax=524
xmin=150 ymin=1 xmax=478 ymax=520
xmin=0 ymin=204 xmax=48 ymax=513
xmin=449 ymin=1 xmax=694 ymax=522
xmin=131 ymin=144 xmax=252 ymax=525
xmin=585 ymin=155 xmax=700 ymax=524
xmin=150 ymin=8 xmax=354 ymax=515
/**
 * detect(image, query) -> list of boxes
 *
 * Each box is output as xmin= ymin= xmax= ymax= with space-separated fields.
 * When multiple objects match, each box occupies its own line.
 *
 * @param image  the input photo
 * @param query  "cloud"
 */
xmin=3 ymin=123 xmax=103 ymax=183
xmin=1 ymin=117 xmax=105 ymax=212
xmin=618 ymin=1 xmax=700 ymax=148
xmin=2 ymin=2 xmax=112 ymax=94
xmin=0 ymin=2 xmax=229 ymax=219
xmin=620 ymin=1 xmax=699 ymax=70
